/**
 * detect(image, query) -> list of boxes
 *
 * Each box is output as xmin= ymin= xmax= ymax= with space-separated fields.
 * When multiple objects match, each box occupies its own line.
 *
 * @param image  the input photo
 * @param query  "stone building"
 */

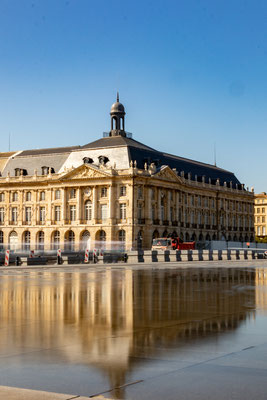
xmin=0 ymin=95 xmax=254 ymax=251
xmin=254 ymin=192 xmax=267 ymax=238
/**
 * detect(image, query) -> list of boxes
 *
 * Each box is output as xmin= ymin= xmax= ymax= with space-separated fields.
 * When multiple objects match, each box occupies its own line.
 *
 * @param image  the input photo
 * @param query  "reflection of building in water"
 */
xmin=255 ymin=268 xmax=267 ymax=315
xmin=0 ymin=269 xmax=256 ymax=397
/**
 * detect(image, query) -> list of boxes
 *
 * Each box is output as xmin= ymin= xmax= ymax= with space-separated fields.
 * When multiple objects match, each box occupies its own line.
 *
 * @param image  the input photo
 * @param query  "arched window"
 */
xmin=37 ymin=231 xmax=44 ymax=250
xmin=84 ymin=200 xmax=92 ymax=220
xmin=118 ymin=230 xmax=126 ymax=250
xmin=9 ymin=231 xmax=18 ymax=251
xmin=23 ymin=231 xmax=31 ymax=250
xmin=162 ymin=230 xmax=168 ymax=237
xmin=98 ymin=230 xmax=106 ymax=250
xmin=52 ymin=231 xmax=60 ymax=250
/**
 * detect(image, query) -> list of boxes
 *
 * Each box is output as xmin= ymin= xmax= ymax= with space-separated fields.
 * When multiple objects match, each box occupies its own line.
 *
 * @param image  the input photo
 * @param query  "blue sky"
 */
xmin=0 ymin=0 xmax=266 ymax=192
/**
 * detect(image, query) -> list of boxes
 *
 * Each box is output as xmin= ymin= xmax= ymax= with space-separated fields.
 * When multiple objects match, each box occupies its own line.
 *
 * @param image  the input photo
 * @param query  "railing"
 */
xmin=36 ymin=220 xmax=45 ymax=225
xmin=163 ymin=220 xmax=169 ymax=226
xmin=199 ymin=224 xmax=204 ymax=229
xmin=153 ymin=219 xmax=160 ymax=225
xmin=186 ymin=223 xmax=190 ymax=228
xmin=22 ymin=221 xmax=31 ymax=225
xmin=172 ymin=221 xmax=178 ymax=226
xmin=206 ymin=224 xmax=210 ymax=229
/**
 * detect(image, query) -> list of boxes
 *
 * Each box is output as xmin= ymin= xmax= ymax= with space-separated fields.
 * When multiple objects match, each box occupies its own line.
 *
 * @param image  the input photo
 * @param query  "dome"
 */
xmin=110 ymin=101 xmax=125 ymax=114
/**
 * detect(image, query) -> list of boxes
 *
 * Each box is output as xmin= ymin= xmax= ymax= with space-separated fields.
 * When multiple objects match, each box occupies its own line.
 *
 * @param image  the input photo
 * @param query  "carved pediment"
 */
xmin=60 ymin=164 xmax=111 ymax=181
xmin=154 ymin=166 xmax=181 ymax=182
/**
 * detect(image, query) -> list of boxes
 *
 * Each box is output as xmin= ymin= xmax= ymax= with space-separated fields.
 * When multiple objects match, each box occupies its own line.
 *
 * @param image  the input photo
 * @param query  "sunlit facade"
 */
xmin=0 ymin=97 xmax=254 ymax=250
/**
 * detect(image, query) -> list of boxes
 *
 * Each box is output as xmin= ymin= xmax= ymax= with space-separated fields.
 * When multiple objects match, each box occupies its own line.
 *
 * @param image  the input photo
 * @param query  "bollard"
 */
xmin=57 ymin=249 xmax=62 ymax=265
xmin=84 ymin=248 xmax=89 ymax=263
xmin=93 ymin=249 xmax=98 ymax=263
xmin=4 ymin=250 xmax=10 ymax=266
xmin=15 ymin=256 xmax=21 ymax=266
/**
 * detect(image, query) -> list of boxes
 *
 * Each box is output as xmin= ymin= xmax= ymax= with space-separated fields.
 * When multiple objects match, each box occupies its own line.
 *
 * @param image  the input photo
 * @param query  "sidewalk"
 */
xmin=0 ymin=385 xmax=108 ymax=400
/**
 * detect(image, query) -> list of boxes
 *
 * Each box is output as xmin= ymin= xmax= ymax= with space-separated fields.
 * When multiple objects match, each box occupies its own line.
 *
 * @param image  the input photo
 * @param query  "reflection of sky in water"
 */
xmin=0 ymin=267 xmax=265 ymax=398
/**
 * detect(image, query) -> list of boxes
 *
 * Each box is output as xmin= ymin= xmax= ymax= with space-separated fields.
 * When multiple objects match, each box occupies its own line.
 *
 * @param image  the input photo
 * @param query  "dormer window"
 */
xmin=15 ymin=168 xmax=27 ymax=176
xmin=41 ymin=166 xmax=55 ymax=175
xmin=83 ymin=157 xmax=93 ymax=164
xmin=98 ymin=156 xmax=109 ymax=165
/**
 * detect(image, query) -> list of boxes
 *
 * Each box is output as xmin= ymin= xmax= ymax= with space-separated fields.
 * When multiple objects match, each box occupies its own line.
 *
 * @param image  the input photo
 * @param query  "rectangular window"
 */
xmin=0 ymin=193 xmax=5 ymax=202
xmin=25 ymin=207 xmax=31 ymax=222
xmin=101 ymin=187 xmax=107 ymax=197
xmin=55 ymin=190 xmax=61 ymax=200
xmin=262 ymin=208 xmax=265 ymax=213
xmin=211 ymin=198 xmax=215 ymax=208
xmin=40 ymin=207 xmax=45 ymax=222
xmin=55 ymin=206 xmax=61 ymax=221
xmin=120 ymin=203 xmax=126 ymax=220
xmin=40 ymin=191 xmax=45 ymax=201
xmin=101 ymin=204 xmax=108 ymax=220
xmin=263 ymin=216 xmax=266 ymax=223
xmin=257 ymin=208 xmax=260 ymax=213
xmin=263 ymin=226 xmax=266 ymax=236
xmin=11 ymin=207 xmax=17 ymax=223
xmin=0 ymin=207 xmax=4 ymax=223
xmin=151 ymin=188 xmax=155 ymax=200
xmin=70 ymin=189 xmax=76 ymax=199
xmin=70 ymin=205 xmax=76 ymax=221
xmin=257 ymin=226 xmax=261 ymax=236
xmin=138 ymin=187 xmax=143 ymax=199
xmin=12 ymin=192 xmax=18 ymax=202
xmin=257 ymin=217 xmax=260 ymax=223
xmin=120 ymin=186 xmax=126 ymax=197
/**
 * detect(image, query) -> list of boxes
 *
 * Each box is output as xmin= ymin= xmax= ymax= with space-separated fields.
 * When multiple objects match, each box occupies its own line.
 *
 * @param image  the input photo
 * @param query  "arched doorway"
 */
xmin=52 ymin=231 xmax=60 ymax=250
xmin=23 ymin=231 xmax=31 ymax=251
xmin=37 ymin=231 xmax=44 ymax=251
xmin=9 ymin=231 xmax=18 ymax=251
xmin=96 ymin=230 xmax=106 ymax=250
xmin=118 ymin=230 xmax=126 ymax=250
xmin=81 ymin=230 xmax=90 ymax=250
xmin=65 ymin=230 xmax=75 ymax=251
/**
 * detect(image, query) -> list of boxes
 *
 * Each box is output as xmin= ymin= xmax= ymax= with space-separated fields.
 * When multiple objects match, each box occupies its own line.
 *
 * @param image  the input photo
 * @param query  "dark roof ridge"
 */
xmin=17 ymin=145 xmax=80 ymax=157
xmin=161 ymin=151 xmax=234 ymax=175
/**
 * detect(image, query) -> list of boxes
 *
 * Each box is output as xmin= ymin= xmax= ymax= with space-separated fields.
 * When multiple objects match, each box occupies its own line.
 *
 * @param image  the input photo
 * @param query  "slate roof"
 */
xmin=0 ymin=135 xmax=242 ymax=187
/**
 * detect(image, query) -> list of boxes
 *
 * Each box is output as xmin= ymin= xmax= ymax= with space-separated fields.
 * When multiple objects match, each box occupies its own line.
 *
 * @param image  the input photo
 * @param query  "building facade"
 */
xmin=254 ymin=192 xmax=267 ymax=239
xmin=0 ymin=96 xmax=255 ymax=251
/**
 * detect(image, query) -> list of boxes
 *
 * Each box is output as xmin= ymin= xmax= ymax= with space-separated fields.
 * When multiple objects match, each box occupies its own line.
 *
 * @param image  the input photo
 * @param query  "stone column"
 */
xmin=108 ymin=184 xmax=114 ymax=221
xmin=144 ymin=186 xmax=151 ymax=223
xmin=77 ymin=187 xmax=81 ymax=223
xmin=62 ymin=188 xmax=66 ymax=223
xmin=32 ymin=190 xmax=37 ymax=225
xmin=167 ymin=191 xmax=171 ymax=222
xmin=5 ymin=190 xmax=9 ymax=226
xmin=18 ymin=190 xmax=23 ymax=226
xmin=176 ymin=192 xmax=179 ymax=222
xmin=47 ymin=189 xmax=52 ymax=225
xmin=93 ymin=186 xmax=98 ymax=223
xmin=158 ymin=189 xmax=161 ymax=221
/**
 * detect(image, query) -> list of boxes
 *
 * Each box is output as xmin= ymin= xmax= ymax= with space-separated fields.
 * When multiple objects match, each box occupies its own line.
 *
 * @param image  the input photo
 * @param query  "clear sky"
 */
xmin=0 ymin=0 xmax=266 ymax=192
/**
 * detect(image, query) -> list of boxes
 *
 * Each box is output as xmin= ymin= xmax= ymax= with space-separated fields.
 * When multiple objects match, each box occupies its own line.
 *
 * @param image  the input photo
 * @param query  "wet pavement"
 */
xmin=0 ymin=262 xmax=266 ymax=399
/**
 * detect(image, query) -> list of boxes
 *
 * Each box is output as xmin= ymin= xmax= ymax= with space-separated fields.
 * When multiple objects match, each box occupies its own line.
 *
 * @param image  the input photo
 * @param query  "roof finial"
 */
xmin=117 ymin=91 xmax=119 ymax=102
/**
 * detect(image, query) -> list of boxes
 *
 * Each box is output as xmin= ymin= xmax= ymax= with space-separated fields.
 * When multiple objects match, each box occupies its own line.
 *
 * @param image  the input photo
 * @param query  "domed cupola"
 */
xmin=109 ymin=93 xmax=126 ymax=137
